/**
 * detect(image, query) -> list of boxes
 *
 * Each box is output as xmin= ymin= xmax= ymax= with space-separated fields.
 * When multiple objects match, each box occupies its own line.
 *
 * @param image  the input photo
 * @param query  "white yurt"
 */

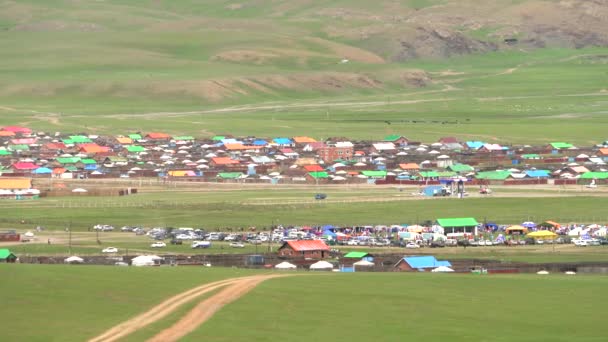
xmin=309 ymin=260 xmax=334 ymax=271
xmin=275 ymin=261 xmax=297 ymax=270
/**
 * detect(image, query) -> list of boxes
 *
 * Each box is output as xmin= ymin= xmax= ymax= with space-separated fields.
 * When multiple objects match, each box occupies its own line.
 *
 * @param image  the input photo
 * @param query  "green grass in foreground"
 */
xmin=0 ymin=265 xmax=261 ymax=342
xmin=194 ymin=273 xmax=608 ymax=342
xmin=3 ymin=196 xmax=608 ymax=230
xmin=2 ymin=266 xmax=606 ymax=342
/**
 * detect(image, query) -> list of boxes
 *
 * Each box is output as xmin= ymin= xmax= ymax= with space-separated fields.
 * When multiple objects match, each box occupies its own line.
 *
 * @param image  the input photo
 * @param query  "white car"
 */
xmin=102 ymin=247 xmax=118 ymax=253
xmin=229 ymin=242 xmax=245 ymax=248
xmin=150 ymin=242 xmax=166 ymax=248
xmin=405 ymin=242 xmax=420 ymax=249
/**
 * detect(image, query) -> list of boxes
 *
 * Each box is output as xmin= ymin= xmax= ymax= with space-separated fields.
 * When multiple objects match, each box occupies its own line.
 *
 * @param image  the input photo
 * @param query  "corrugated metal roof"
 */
xmin=403 ymin=256 xmax=451 ymax=269
xmin=285 ymin=240 xmax=329 ymax=252
xmin=437 ymin=218 xmax=478 ymax=227
xmin=344 ymin=251 xmax=369 ymax=258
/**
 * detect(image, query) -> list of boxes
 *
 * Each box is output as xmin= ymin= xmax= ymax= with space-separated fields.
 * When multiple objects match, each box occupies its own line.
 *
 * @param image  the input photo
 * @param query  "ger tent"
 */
xmin=275 ymin=261 xmax=296 ymax=270
xmin=309 ymin=260 xmax=333 ymax=270
xmin=64 ymin=256 xmax=84 ymax=264
xmin=131 ymin=255 xmax=162 ymax=267
xmin=431 ymin=266 xmax=454 ymax=273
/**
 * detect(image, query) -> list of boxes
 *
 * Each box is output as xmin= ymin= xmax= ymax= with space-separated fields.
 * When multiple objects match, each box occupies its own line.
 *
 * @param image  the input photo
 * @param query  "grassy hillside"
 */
xmin=0 ymin=1 xmax=607 ymax=142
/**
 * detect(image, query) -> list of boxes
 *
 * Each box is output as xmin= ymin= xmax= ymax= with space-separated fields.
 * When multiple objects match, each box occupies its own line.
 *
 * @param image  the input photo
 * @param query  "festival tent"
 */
xmin=64 ymin=256 xmax=84 ymax=264
xmin=431 ymin=266 xmax=454 ymax=273
xmin=521 ymin=221 xmax=536 ymax=228
xmin=275 ymin=261 xmax=297 ymax=270
xmin=506 ymin=225 xmax=528 ymax=234
xmin=131 ymin=255 xmax=162 ymax=267
xmin=309 ymin=260 xmax=334 ymax=270
xmin=526 ymin=230 xmax=558 ymax=239
xmin=407 ymin=225 xmax=425 ymax=233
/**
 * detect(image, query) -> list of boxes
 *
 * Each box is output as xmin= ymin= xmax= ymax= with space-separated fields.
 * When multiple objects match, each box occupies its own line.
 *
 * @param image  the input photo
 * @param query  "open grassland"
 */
xmin=198 ymin=273 xmax=608 ymax=342
xmin=2 ymin=188 xmax=608 ymax=230
xmin=2 ymin=266 xmax=607 ymax=342
xmin=0 ymin=265 xmax=261 ymax=342
xmin=0 ymin=1 xmax=607 ymax=143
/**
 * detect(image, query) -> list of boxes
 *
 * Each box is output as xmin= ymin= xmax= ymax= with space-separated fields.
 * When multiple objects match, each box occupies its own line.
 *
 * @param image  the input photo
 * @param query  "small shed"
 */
xmin=0 ymin=249 xmax=17 ymax=263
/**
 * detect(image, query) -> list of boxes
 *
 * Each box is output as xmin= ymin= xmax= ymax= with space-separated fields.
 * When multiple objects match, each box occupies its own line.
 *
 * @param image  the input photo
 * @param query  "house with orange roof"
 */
xmin=399 ymin=163 xmax=420 ymax=170
xmin=293 ymin=136 xmax=317 ymax=145
xmin=0 ymin=131 xmax=15 ymax=137
xmin=210 ymin=157 xmax=240 ymax=167
xmin=79 ymin=144 xmax=110 ymax=154
xmin=116 ymin=137 xmax=133 ymax=145
xmin=146 ymin=132 xmax=172 ymax=140
xmin=224 ymin=143 xmax=263 ymax=151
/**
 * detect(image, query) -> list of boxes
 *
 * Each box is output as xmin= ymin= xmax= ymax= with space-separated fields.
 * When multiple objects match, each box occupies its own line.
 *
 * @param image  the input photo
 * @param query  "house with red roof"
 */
xmin=277 ymin=240 xmax=330 ymax=259
xmin=11 ymin=162 xmax=38 ymax=170
xmin=2 ymin=126 xmax=32 ymax=134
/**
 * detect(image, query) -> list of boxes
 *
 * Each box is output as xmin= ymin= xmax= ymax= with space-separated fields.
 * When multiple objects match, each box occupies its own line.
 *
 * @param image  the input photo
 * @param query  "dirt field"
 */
xmin=89 ymin=274 xmax=287 ymax=342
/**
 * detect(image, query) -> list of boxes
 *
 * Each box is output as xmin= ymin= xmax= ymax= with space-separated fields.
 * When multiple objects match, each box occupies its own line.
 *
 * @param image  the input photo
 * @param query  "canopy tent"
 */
xmin=505 ymin=225 xmax=528 ymax=234
xmin=353 ymin=260 xmax=374 ymax=267
xmin=131 ymin=255 xmax=162 ymax=267
xmin=521 ymin=221 xmax=536 ymax=228
xmin=64 ymin=256 xmax=84 ymax=264
xmin=526 ymin=230 xmax=558 ymax=239
xmin=309 ymin=260 xmax=333 ymax=270
xmin=275 ymin=261 xmax=297 ymax=269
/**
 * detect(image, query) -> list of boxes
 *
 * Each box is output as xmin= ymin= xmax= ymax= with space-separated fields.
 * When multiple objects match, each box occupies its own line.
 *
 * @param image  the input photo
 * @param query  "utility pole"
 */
xmin=68 ymin=221 xmax=72 ymax=255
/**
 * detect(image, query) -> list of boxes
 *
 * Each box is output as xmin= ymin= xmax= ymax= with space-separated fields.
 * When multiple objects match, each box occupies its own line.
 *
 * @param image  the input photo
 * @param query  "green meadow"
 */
xmin=3 ymin=192 xmax=608 ymax=230
xmin=2 ymin=266 xmax=606 ymax=342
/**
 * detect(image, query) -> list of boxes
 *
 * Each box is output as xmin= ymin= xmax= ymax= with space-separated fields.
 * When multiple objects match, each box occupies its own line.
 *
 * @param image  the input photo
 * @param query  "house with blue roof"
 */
xmin=394 ymin=256 xmax=452 ymax=272
xmin=273 ymin=138 xmax=293 ymax=146
xmin=524 ymin=170 xmax=550 ymax=178
xmin=465 ymin=141 xmax=484 ymax=150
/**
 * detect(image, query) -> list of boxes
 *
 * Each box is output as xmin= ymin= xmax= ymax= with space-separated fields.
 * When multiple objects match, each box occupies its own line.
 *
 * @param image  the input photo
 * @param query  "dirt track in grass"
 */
xmin=88 ymin=274 xmax=287 ymax=342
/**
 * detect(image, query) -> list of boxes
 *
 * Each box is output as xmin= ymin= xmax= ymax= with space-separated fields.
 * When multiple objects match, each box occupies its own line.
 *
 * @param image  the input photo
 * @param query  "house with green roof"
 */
xmin=56 ymin=157 xmax=81 ymax=164
xmin=521 ymin=154 xmax=541 ymax=160
xmin=549 ymin=142 xmax=574 ymax=150
xmin=308 ymin=171 xmax=329 ymax=179
xmin=0 ymin=249 xmax=17 ymax=262
xmin=361 ymin=170 xmax=387 ymax=178
xmin=125 ymin=145 xmax=145 ymax=153
xmin=63 ymin=136 xmax=92 ymax=144
xmin=217 ymin=172 xmax=243 ymax=179
xmin=8 ymin=144 xmax=29 ymax=151
xmin=437 ymin=217 xmax=479 ymax=234
xmin=447 ymin=164 xmax=474 ymax=173
xmin=383 ymin=135 xmax=408 ymax=145
xmin=128 ymin=134 xmax=142 ymax=141
xmin=0 ymin=149 xmax=11 ymax=155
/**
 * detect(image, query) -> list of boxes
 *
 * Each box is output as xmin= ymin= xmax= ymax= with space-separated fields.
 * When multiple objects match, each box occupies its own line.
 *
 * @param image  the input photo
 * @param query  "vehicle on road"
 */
xmin=229 ymin=242 xmax=245 ymax=248
xmin=102 ymin=247 xmax=118 ymax=253
xmin=405 ymin=242 xmax=420 ymax=249
xmin=192 ymin=241 xmax=211 ymax=249
xmin=150 ymin=242 xmax=166 ymax=248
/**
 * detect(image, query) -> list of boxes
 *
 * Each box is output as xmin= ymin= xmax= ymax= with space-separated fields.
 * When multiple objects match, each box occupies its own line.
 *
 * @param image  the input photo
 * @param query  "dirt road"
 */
xmin=88 ymin=274 xmax=286 ymax=342
xmin=147 ymin=274 xmax=287 ymax=342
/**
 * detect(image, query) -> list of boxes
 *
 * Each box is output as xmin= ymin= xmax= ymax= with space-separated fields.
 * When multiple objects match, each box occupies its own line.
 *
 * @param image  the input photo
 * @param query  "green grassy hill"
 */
xmin=1 ymin=0 xmax=607 ymax=142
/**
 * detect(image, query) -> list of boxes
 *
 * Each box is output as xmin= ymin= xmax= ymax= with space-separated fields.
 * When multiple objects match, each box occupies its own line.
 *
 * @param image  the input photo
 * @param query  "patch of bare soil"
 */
xmin=147 ymin=274 xmax=287 ymax=342
xmin=88 ymin=275 xmax=282 ymax=342
xmin=305 ymin=37 xmax=385 ymax=64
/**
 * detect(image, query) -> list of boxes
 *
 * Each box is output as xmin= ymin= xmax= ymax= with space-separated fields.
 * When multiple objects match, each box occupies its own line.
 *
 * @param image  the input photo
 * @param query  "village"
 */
xmin=0 ymin=125 xmax=606 ymax=198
